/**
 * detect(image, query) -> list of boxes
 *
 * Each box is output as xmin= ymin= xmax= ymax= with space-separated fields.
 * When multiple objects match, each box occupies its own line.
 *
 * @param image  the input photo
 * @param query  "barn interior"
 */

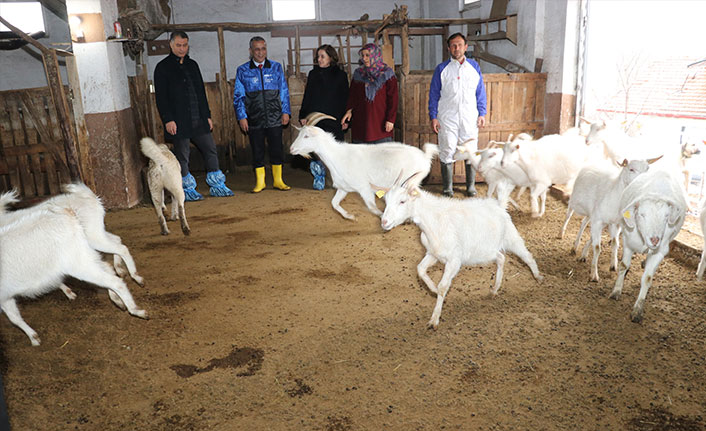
xmin=0 ymin=0 xmax=705 ymax=430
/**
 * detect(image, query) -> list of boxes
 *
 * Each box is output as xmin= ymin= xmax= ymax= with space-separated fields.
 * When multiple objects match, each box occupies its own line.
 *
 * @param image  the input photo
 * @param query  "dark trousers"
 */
xmin=248 ymin=126 xmax=284 ymax=168
xmin=0 ymin=373 xmax=9 ymax=431
xmin=172 ymin=132 xmax=220 ymax=177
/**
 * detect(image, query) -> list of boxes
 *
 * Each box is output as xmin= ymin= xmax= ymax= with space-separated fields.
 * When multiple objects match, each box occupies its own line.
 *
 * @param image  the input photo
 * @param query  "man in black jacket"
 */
xmin=154 ymin=30 xmax=233 ymax=200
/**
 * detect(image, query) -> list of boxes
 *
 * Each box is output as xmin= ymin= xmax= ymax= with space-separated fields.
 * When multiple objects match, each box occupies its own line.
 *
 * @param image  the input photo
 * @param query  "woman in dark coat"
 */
xmin=298 ymin=44 xmax=349 ymax=190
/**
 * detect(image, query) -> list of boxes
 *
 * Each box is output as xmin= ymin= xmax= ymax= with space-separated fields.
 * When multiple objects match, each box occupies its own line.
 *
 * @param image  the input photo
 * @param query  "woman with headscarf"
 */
xmin=299 ymin=44 xmax=349 ymax=189
xmin=341 ymin=43 xmax=398 ymax=143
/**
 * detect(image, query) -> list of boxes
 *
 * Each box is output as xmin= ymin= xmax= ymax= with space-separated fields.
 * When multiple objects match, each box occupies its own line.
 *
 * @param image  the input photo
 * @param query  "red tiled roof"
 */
xmin=597 ymin=57 xmax=706 ymax=120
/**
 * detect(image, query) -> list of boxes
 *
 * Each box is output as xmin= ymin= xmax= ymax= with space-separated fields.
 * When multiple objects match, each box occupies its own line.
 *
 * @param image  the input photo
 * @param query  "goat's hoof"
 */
xmin=610 ymin=265 xmax=616 ymax=272
xmin=182 ymin=227 xmax=191 ymax=236
xmin=590 ymin=276 xmax=599 ymax=283
xmin=134 ymin=275 xmax=145 ymax=287
xmin=30 ymin=334 xmax=41 ymax=346
xmin=535 ymin=274 xmax=544 ymax=283
xmin=609 ymin=290 xmax=621 ymax=300
xmin=160 ymin=229 xmax=170 ymax=236
xmin=426 ymin=322 xmax=439 ymax=330
xmin=131 ymin=309 xmax=149 ymax=320
xmin=630 ymin=310 xmax=644 ymax=323
xmin=579 ymin=257 xmax=586 ymax=262
xmin=531 ymin=213 xmax=541 ymax=218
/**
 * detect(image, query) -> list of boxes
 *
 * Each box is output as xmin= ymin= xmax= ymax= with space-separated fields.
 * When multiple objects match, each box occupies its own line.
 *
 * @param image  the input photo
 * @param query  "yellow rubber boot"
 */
xmin=252 ymin=166 xmax=266 ymax=193
xmin=272 ymin=164 xmax=290 ymax=191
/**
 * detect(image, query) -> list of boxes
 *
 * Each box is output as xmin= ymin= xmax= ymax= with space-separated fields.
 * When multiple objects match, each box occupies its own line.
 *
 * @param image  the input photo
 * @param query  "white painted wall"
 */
xmin=66 ymin=0 xmax=130 ymax=113
xmin=0 ymin=4 xmax=71 ymax=91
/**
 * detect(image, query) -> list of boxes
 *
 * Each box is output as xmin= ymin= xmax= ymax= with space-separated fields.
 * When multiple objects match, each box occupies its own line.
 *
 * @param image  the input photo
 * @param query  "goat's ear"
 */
xmin=618 ymin=159 xmax=628 ymax=167
xmin=371 ymin=183 xmax=389 ymax=198
xmin=647 ymin=155 xmax=662 ymax=164
xmin=293 ymin=125 xmax=302 ymax=132
xmin=579 ymin=116 xmax=592 ymax=124
xmin=667 ymin=203 xmax=682 ymax=226
xmin=622 ymin=204 xmax=637 ymax=229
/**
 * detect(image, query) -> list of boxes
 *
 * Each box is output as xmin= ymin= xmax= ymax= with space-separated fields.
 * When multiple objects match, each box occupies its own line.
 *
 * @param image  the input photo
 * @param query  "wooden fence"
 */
xmin=0 ymin=87 xmax=72 ymax=199
xmin=400 ymin=71 xmax=546 ymax=183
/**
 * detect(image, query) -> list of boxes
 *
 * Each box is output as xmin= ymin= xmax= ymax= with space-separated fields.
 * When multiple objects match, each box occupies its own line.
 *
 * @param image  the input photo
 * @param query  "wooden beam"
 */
xmin=0 ymin=15 xmax=50 ymax=54
xmin=217 ymin=27 xmax=231 ymax=148
xmin=150 ymin=15 xmax=517 ymax=34
xmin=468 ymin=31 xmax=508 ymax=42
xmin=295 ymin=25 xmax=301 ymax=77
xmin=18 ymin=93 xmax=70 ymax=178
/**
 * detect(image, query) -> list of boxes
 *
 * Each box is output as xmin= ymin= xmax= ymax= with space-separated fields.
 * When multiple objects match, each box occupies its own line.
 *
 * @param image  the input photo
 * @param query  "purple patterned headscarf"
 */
xmin=352 ymin=43 xmax=395 ymax=101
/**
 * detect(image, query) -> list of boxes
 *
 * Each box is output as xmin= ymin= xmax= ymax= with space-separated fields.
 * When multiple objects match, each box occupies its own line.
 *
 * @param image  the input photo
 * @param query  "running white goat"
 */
xmin=140 ymin=137 xmax=190 ymax=235
xmin=559 ymin=158 xmax=657 ymax=281
xmin=610 ymin=170 xmax=687 ymax=322
xmin=0 ymin=199 xmax=148 ymax=346
xmin=290 ymin=112 xmax=439 ymax=220
xmin=0 ymin=183 xmax=144 ymax=291
xmin=378 ymin=172 xmax=543 ymax=329
xmin=697 ymin=199 xmax=706 ymax=281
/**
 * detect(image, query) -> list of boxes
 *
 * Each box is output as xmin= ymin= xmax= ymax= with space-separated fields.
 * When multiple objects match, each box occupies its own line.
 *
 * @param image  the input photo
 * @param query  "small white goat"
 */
xmin=290 ymin=113 xmax=439 ymax=220
xmin=697 ymin=199 xmax=706 ymax=281
xmin=379 ymin=172 xmax=543 ymax=329
xmin=0 ymin=201 xmax=148 ymax=346
xmin=561 ymin=158 xmax=656 ymax=281
xmin=454 ymin=143 xmax=522 ymax=211
xmin=500 ymin=133 xmax=588 ymax=217
xmin=0 ymin=184 xmax=144 ymax=289
xmin=140 ymin=137 xmax=190 ymax=235
xmin=610 ymin=170 xmax=687 ymax=322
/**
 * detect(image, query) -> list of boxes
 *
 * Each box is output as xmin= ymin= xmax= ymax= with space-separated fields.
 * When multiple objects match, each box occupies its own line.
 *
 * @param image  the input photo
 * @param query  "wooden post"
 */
xmin=217 ymin=26 xmax=231 ymax=152
xmin=400 ymin=6 xmax=409 ymax=144
xmin=442 ymin=25 xmax=449 ymax=61
xmin=295 ymin=25 xmax=301 ymax=77
xmin=346 ymin=30 xmax=352 ymax=77
xmin=65 ymin=55 xmax=95 ymax=190
xmin=43 ymin=50 xmax=82 ymax=182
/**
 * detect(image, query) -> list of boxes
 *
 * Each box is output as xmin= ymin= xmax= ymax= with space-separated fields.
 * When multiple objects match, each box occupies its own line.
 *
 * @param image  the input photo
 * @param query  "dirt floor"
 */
xmin=1 ymin=166 xmax=705 ymax=431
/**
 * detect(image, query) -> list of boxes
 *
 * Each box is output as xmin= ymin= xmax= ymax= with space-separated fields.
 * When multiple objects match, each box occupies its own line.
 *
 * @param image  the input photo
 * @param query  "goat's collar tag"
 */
xmin=375 ymin=190 xmax=386 ymax=198
xmin=623 ymin=210 xmax=631 ymax=219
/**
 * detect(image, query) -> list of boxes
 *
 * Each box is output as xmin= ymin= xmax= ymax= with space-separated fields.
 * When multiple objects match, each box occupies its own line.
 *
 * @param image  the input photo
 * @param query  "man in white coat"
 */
xmin=429 ymin=33 xmax=487 ymax=197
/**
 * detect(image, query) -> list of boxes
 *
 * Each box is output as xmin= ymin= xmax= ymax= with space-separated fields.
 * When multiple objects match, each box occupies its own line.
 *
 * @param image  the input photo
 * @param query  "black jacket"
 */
xmin=299 ymin=65 xmax=349 ymax=140
xmin=154 ymin=53 xmax=212 ymax=139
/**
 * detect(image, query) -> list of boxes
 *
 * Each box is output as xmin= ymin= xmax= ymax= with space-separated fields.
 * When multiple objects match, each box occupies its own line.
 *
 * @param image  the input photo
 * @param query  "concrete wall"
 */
xmin=0 ymin=3 xmax=71 ymax=91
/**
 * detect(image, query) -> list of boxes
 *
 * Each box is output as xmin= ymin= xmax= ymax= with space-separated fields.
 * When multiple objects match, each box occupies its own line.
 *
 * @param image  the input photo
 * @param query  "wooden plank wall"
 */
xmin=0 ymin=87 xmax=72 ymax=198
xmin=128 ymin=77 xmax=300 ymax=171
xmin=401 ymin=71 xmax=547 ymax=183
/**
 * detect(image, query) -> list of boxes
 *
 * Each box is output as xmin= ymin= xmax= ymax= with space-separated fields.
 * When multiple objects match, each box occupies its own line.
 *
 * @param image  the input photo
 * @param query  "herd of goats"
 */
xmin=0 ymin=112 xmax=704 ymax=345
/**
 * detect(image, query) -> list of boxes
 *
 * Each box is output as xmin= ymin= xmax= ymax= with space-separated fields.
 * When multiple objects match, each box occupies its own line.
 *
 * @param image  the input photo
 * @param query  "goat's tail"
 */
xmin=422 ymin=143 xmax=440 ymax=161
xmin=61 ymin=182 xmax=102 ymax=206
xmin=140 ymin=137 xmax=168 ymax=165
xmin=0 ymin=189 xmax=20 ymax=214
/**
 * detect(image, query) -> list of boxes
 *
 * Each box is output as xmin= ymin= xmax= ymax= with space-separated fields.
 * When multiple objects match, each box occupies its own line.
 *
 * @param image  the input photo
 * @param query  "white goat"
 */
xmin=500 ymin=133 xmax=588 ymax=217
xmin=0 ymin=200 xmax=148 ymax=346
xmin=561 ymin=158 xmax=656 ymax=281
xmin=0 ymin=184 xmax=144 ymax=290
xmin=140 ymin=137 xmax=190 ymax=236
xmin=290 ymin=113 xmax=439 ymax=220
xmin=379 ymin=172 xmax=543 ymax=329
xmin=610 ymin=170 xmax=687 ymax=322
xmin=697 ymin=199 xmax=706 ymax=281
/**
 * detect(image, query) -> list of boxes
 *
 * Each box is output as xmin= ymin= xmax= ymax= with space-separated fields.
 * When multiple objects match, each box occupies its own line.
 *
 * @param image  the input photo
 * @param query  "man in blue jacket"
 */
xmin=154 ymin=30 xmax=233 ymax=200
xmin=429 ymin=33 xmax=487 ymax=197
xmin=234 ymin=36 xmax=292 ymax=192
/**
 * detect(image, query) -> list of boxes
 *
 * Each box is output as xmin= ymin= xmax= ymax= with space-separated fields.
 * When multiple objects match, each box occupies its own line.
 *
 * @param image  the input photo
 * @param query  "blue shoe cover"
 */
xmin=206 ymin=170 xmax=234 ymax=197
xmin=182 ymin=173 xmax=204 ymax=201
xmin=310 ymin=161 xmax=326 ymax=190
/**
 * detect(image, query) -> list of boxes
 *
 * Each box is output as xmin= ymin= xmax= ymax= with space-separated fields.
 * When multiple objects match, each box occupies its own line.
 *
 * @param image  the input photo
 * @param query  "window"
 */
xmin=0 ymin=2 xmax=45 ymax=34
xmin=271 ymin=0 xmax=316 ymax=21
xmin=461 ymin=0 xmax=481 ymax=12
